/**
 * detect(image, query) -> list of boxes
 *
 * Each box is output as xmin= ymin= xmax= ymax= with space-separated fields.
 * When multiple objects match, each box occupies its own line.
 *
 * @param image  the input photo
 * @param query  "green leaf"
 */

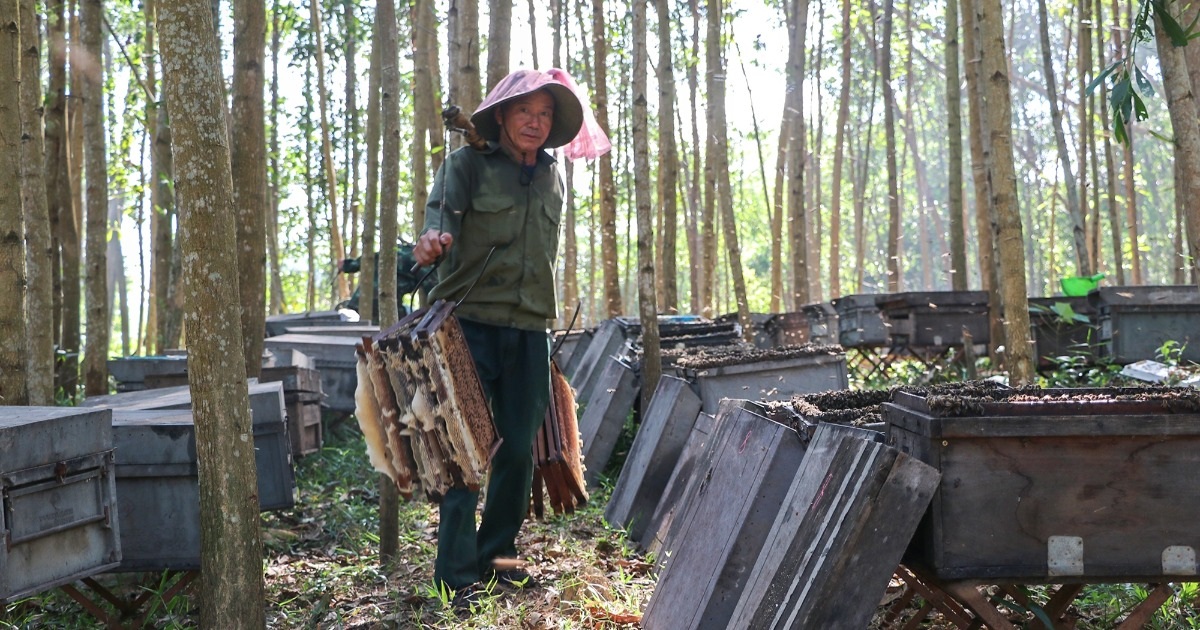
xmin=1134 ymin=65 xmax=1156 ymax=97
xmin=1087 ymin=59 xmax=1123 ymax=96
xmin=1113 ymin=112 xmax=1129 ymax=145
xmin=1108 ymin=75 xmax=1131 ymax=114
xmin=1133 ymin=92 xmax=1149 ymax=121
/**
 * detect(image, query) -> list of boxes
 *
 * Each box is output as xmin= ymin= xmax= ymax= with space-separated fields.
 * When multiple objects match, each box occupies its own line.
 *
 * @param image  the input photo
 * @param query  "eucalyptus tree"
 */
xmin=45 ymin=0 xmax=75 ymax=394
xmin=157 ymin=0 xmax=264 ymax=623
xmin=828 ymin=0 xmax=853 ymax=298
xmin=232 ymin=0 xmax=267 ymax=378
xmin=310 ymin=0 xmax=348 ymax=304
xmin=486 ymin=0 xmax=511 ymax=90
xmin=946 ymin=0 xmax=966 ymax=291
xmin=21 ymin=0 xmax=53 ymax=404
xmin=594 ymin=0 xmax=621 ymax=317
xmin=633 ymin=0 xmax=660 ymax=409
xmin=0 ymin=0 xmax=29 ymax=405
xmin=878 ymin=0 xmax=901 ymax=293
xmin=655 ymin=0 xmax=679 ymax=313
xmin=81 ymin=0 xmax=109 ymax=396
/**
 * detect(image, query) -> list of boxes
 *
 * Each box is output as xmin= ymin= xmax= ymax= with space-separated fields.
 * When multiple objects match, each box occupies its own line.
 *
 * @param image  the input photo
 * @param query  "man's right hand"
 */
xmin=414 ymin=230 xmax=453 ymax=266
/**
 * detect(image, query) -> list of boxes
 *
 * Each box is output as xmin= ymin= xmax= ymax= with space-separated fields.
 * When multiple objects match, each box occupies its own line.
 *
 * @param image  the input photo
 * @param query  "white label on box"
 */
xmin=1047 ymin=535 xmax=1084 ymax=576
xmin=1163 ymin=546 xmax=1197 ymax=575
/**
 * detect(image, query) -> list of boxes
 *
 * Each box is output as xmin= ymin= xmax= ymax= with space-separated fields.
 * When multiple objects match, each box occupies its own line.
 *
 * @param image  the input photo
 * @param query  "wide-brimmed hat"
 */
xmin=471 ymin=69 xmax=585 ymax=149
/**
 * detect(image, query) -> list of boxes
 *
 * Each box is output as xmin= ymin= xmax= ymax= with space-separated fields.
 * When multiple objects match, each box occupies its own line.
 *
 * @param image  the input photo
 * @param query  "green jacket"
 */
xmin=421 ymin=143 xmax=563 ymax=331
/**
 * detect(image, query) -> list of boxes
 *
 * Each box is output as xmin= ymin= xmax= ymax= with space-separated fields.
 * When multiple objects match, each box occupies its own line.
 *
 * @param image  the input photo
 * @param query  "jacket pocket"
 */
xmin=468 ymin=193 xmax=519 ymax=247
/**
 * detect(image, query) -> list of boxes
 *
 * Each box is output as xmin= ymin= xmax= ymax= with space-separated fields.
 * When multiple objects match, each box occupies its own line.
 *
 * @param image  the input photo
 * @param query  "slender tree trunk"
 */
xmin=81 ymin=0 xmax=109 ymax=396
xmin=412 ymin=0 xmax=439 ymax=240
xmin=304 ymin=52 xmax=316 ymax=311
xmin=977 ymin=0 xmax=1033 ymax=383
xmin=309 ymin=0 xmax=348 ymax=304
xmin=785 ymin=0 xmax=810 ymax=308
xmin=655 ymin=0 xmax=678 ymax=313
xmin=344 ymin=0 xmax=360 ymax=259
xmin=902 ymin=7 xmax=933 ymax=290
xmin=232 ymin=0 xmax=267 ymax=378
xmin=158 ymin=1 xmax=264 ymax=625
xmin=0 ymin=0 xmax=28 ymax=405
xmin=771 ymin=111 xmax=789 ymax=310
xmin=66 ymin=4 xmax=85 ymax=384
xmin=1155 ymin=0 xmax=1200 ymax=286
xmin=829 ymin=0 xmax=852 ymax=298
xmin=454 ymin=0 xmax=481 ymax=115
xmin=963 ymin=0 xmax=1000 ymax=356
xmin=880 ymin=0 xmax=901 ymax=293
xmin=360 ymin=7 xmax=381 ymax=325
xmin=45 ymin=0 xmax=69 ymax=380
xmin=1037 ymin=0 xmax=1086 ymax=277
xmin=376 ymin=0 xmax=402 ymax=562
xmin=486 ymin=0 xmax=511 ymax=91
xmin=20 ymin=0 xmax=52 ymax=404
xmin=268 ymin=0 xmax=284 ymax=313
xmin=633 ymin=0 xmax=660 ymax=407
xmin=946 ymin=0 xmax=967 ymax=291
xmin=593 ymin=0 xmax=621 ymax=317
xmin=1078 ymin=0 xmax=1096 ymax=272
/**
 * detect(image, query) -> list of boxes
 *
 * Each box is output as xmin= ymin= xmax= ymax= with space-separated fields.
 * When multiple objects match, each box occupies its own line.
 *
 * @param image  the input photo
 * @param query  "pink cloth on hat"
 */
xmin=544 ymin=68 xmax=613 ymax=162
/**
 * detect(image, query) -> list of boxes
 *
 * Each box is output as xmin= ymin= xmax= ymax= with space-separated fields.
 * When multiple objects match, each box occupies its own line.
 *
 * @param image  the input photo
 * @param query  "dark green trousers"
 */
xmin=434 ymin=319 xmax=550 ymax=589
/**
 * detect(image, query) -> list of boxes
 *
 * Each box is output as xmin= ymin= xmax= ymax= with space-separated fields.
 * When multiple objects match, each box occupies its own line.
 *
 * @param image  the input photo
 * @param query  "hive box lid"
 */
xmin=112 ymin=410 xmax=198 ymax=469
xmin=0 ymin=407 xmax=113 ymax=473
xmin=81 ymin=381 xmax=287 ymax=430
xmin=262 ymin=333 xmax=359 ymax=367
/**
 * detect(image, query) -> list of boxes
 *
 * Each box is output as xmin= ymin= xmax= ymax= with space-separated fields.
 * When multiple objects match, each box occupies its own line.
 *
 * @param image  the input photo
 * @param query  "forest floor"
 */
xmin=6 ymin=399 xmax=1200 ymax=628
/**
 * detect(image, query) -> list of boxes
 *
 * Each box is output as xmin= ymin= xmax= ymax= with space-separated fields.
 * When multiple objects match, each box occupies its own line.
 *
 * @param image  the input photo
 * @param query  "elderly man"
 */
xmin=413 ymin=68 xmax=603 ymax=610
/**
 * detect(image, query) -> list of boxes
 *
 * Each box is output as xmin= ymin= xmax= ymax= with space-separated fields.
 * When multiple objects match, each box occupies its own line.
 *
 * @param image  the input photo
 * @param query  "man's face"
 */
xmin=495 ymin=90 xmax=555 ymax=157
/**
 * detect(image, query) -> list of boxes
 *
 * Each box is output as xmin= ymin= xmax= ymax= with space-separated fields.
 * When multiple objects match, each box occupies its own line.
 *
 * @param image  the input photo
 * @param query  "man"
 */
xmin=412 ymin=68 xmax=600 ymax=609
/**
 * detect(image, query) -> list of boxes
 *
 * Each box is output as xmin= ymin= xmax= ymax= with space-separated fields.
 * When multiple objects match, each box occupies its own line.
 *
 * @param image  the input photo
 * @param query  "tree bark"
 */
xmin=486 ymin=0 xmax=511 ymax=91
xmin=360 ymin=7 xmax=382 ymax=325
xmin=267 ymin=0 xmax=284 ymax=313
xmin=1155 ymin=1 xmax=1200 ymax=286
xmin=633 ymin=0 xmax=660 ymax=408
xmin=20 ymin=0 xmax=51 ymax=404
xmin=81 ymin=0 xmax=109 ymax=396
xmin=0 ymin=0 xmax=29 ymax=405
xmin=157 ymin=0 xmax=264 ymax=624
xmin=412 ymin=0 xmax=439 ymax=242
xmin=978 ymin=0 xmax=1033 ymax=384
xmin=946 ymin=0 xmax=967 ymax=291
xmin=310 ymin=0 xmax=348 ymax=304
xmin=45 ymin=0 xmax=70 ymax=390
xmin=653 ymin=0 xmax=678 ymax=313
xmin=232 ymin=0 xmax=267 ymax=378
xmin=593 ymin=0 xmax=621 ymax=317
xmin=785 ymin=0 xmax=809 ymax=307
xmin=344 ymin=0 xmax=360 ymax=259
xmin=879 ymin=0 xmax=901 ymax=293
xmin=829 ymin=0 xmax=853 ymax=298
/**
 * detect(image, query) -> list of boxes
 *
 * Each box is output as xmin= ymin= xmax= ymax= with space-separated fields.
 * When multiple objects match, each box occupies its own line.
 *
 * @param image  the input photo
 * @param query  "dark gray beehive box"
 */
xmin=1 ymin=407 xmax=121 ymax=602
xmin=107 ymin=355 xmax=189 ymax=392
xmin=265 ymin=309 xmax=362 ymax=337
xmin=111 ymin=408 xmax=294 ymax=571
xmin=1091 ymin=285 xmax=1200 ymax=364
xmin=263 ymin=333 xmax=360 ymax=413
xmin=831 ymin=294 xmax=890 ymax=348
xmin=82 ymin=381 xmax=295 ymax=510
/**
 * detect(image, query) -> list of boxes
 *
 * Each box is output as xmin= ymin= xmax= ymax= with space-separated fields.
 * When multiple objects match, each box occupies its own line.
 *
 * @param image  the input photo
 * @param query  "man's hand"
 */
xmin=414 ymin=230 xmax=453 ymax=266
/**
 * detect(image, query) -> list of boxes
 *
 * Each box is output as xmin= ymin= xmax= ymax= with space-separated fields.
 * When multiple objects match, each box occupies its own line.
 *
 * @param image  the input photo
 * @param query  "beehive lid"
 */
xmin=0 ymin=407 xmax=112 ymax=474
xmin=111 ymin=410 xmax=197 ymax=468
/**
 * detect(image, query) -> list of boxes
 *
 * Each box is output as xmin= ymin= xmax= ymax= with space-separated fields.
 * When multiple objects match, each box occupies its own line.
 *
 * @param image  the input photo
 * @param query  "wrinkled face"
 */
xmin=495 ymin=90 xmax=555 ymax=158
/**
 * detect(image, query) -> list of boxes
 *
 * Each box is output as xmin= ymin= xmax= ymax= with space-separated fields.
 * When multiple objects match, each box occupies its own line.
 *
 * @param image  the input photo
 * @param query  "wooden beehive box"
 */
xmin=264 ymin=309 xmax=362 ymax=337
xmin=765 ymin=312 xmax=810 ymax=347
xmin=1028 ymin=296 xmax=1098 ymax=368
xmin=81 ymin=381 xmax=296 ymax=510
xmin=107 ymin=355 xmax=190 ymax=392
xmin=675 ymin=344 xmax=849 ymax=414
xmin=831 ymin=293 xmax=890 ymax=348
xmin=110 ymin=408 xmax=297 ymax=571
xmin=877 ymin=290 xmax=991 ymax=349
xmin=263 ymin=333 xmax=359 ymax=413
xmin=886 ymin=385 xmax=1200 ymax=582
xmin=1 ymin=407 xmax=121 ymax=602
xmin=1090 ymin=285 xmax=1200 ymax=364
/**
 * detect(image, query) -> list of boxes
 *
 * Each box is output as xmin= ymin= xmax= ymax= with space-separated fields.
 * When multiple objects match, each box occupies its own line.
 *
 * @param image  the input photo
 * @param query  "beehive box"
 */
xmin=877 ymin=291 xmax=991 ymax=349
xmin=262 ymin=333 xmax=359 ymax=413
xmin=111 ymin=408 xmax=295 ymax=571
xmin=1090 ymin=285 xmax=1200 ymax=364
xmin=264 ymin=309 xmax=362 ymax=337
xmin=831 ymin=294 xmax=890 ymax=348
xmin=886 ymin=385 xmax=1200 ymax=582
xmin=1 ymin=407 xmax=121 ymax=602
xmin=107 ymin=355 xmax=190 ymax=392
xmin=261 ymin=365 xmax=324 ymax=457
xmin=1028 ymin=296 xmax=1098 ymax=368
xmin=675 ymin=344 xmax=850 ymax=414
xmin=765 ymin=312 xmax=809 ymax=347
xmin=81 ymin=381 xmax=295 ymax=510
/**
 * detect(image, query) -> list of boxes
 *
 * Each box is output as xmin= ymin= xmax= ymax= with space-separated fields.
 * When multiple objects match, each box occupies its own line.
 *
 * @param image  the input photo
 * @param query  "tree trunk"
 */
xmin=310 ymin=0 xmax=348 ymax=304
xmin=946 ymin=0 xmax=967 ymax=291
xmin=81 ymin=0 xmax=109 ymax=396
xmin=879 ymin=0 xmax=901 ymax=293
xmin=412 ymin=0 xmax=438 ymax=240
xmin=486 ymin=0 xmax=511 ymax=91
xmin=0 ymin=0 xmax=28 ymax=405
xmin=232 ymin=0 xmax=267 ymax=378
xmin=829 ymin=0 xmax=852 ymax=298
xmin=593 ymin=0 xmax=621 ymax=317
xmin=157 ymin=1 xmax=264 ymax=625
xmin=360 ymin=8 xmax=382 ymax=326
xmin=268 ymin=0 xmax=284 ymax=313
xmin=1037 ymin=0 xmax=1085 ymax=278
xmin=785 ymin=0 xmax=809 ymax=308
xmin=633 ymin=0 xmax=660 ymax=408
xmin=655 ymin=0 xmax=678 ymax=313
xmin=977 ymin=0 xmax=1033 ymax=384
xmin=454 ymin=0 xmax=481 ymax=116
xmin=376 ymin=0 xmax=403 ymax=562
xmin=19 ymin=0 xmax=52 ymax=404
xmin=45 ymin=0 xmax=71 ymax=392
xmin=304 ymin=51 xmax=316 ymax=311
xmin=344 ymin=0 xmax=360 ymax=259
xmin=1155 ymin=1 xmax=1200 ymax=286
